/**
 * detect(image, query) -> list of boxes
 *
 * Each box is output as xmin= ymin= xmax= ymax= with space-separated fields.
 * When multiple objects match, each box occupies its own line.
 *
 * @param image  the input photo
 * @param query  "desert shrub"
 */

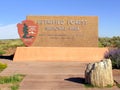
xmin=104 ymin=48 xmax=120 ymax=69
xmin=0 ymin=50 xmax=6 ymax=55
xmin=99 ymin=36 xmax=120 ymax=48
xmin=99 ymin=37 xmax=111 ymax=47
xmin=0 ymin=39 xmax=25 ymax=55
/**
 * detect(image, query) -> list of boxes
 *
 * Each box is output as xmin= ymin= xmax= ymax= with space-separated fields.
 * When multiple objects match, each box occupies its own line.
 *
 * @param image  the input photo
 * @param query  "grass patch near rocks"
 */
xmin=84 ymin=83 xmax=95 ymax=88
xmin=105 ymin=84 xmax=113 ymax=88
xmin=116 ymin=83 xmax=120 ymax=88
xmin=84 ymin=83 xmax=120 ymax=88
xmin=114 ymin=80 xmax=120 ymax=88
xmin=0 ymin=74 xmax=25 ymax=90
xmin=84 ymin=82 xmax=114 ymax=88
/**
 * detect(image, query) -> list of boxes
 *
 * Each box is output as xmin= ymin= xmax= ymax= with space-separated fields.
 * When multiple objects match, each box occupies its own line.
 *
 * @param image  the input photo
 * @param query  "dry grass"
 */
xmin=0 ymin=39 xmax=24 ymax=55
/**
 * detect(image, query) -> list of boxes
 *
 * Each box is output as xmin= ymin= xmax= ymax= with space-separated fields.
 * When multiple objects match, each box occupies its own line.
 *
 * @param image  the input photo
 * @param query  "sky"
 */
xmin=0 ymin=0 xmax=120 ymax=39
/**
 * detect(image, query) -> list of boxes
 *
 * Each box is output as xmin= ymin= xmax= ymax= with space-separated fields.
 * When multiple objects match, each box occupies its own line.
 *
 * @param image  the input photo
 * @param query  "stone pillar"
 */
xmin=85 ymin=59 xmax=114 ymax=87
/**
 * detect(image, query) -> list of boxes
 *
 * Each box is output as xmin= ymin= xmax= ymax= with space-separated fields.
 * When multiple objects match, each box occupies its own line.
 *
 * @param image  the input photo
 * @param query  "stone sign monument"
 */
xmin=26 ymin=16 xmax=98 ymax=47
xmin=14 ymin=16 xmax=104 ymax=62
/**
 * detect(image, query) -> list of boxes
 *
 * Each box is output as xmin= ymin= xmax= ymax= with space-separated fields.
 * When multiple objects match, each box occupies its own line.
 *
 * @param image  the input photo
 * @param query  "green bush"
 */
xmin=11 ymin=85 xmax=19 ymax=90
xmin=0 ymin=74 xmax=24 ymax=84
xmin=104 ymin=48 xmax=120 ymax=69
xmin=0 ymin=62 xmax=7 ymax=71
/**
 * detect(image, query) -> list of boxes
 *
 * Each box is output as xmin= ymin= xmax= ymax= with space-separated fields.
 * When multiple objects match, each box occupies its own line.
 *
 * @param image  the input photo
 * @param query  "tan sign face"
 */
xmin=26 ymin=16 xmax=98 ymax=47
xmin=17 ymin=20 xmax=38 ymax=46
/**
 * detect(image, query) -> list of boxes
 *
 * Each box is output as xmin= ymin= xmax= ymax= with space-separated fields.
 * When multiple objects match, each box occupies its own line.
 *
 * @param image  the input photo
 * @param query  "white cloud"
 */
xmin=0 ymin=24 xmax=20 ymax=39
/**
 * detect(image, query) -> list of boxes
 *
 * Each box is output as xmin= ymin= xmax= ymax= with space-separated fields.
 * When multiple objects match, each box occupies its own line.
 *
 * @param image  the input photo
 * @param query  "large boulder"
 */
xmin=85 ymin=59 xmax=114 ymax=87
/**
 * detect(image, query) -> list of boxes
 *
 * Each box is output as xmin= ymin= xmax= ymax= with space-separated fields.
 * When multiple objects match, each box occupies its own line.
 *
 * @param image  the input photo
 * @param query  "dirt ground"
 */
xmin=0 ymin=59 xmax=120 ymax=90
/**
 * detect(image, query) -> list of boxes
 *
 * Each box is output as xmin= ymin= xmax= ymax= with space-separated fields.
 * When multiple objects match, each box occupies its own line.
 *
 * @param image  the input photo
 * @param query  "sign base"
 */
xmin=13 ymin=47 xmax=108 ymax=62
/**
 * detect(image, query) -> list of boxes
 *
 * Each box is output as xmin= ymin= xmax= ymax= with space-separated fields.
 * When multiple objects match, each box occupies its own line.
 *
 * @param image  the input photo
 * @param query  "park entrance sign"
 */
xmin=14 ymin=16 xmax=104 ymax=62
xmin=25 ymin=16 xmax=98 ymax=47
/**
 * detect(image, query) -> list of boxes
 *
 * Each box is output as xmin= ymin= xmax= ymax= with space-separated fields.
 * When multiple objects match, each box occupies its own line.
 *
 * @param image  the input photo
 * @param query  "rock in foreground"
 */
xmin=85 ymin=59 xmax=114 ymax=87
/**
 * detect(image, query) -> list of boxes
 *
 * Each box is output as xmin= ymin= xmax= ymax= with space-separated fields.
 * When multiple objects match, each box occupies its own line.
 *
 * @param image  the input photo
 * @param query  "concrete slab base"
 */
xmin=13 ymin=47 xmax=108 ymax=62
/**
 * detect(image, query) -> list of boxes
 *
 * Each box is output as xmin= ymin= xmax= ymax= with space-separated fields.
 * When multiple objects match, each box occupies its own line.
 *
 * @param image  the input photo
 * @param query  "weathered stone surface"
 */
xmin=85 ymin=59 xmax=114 ymax=87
